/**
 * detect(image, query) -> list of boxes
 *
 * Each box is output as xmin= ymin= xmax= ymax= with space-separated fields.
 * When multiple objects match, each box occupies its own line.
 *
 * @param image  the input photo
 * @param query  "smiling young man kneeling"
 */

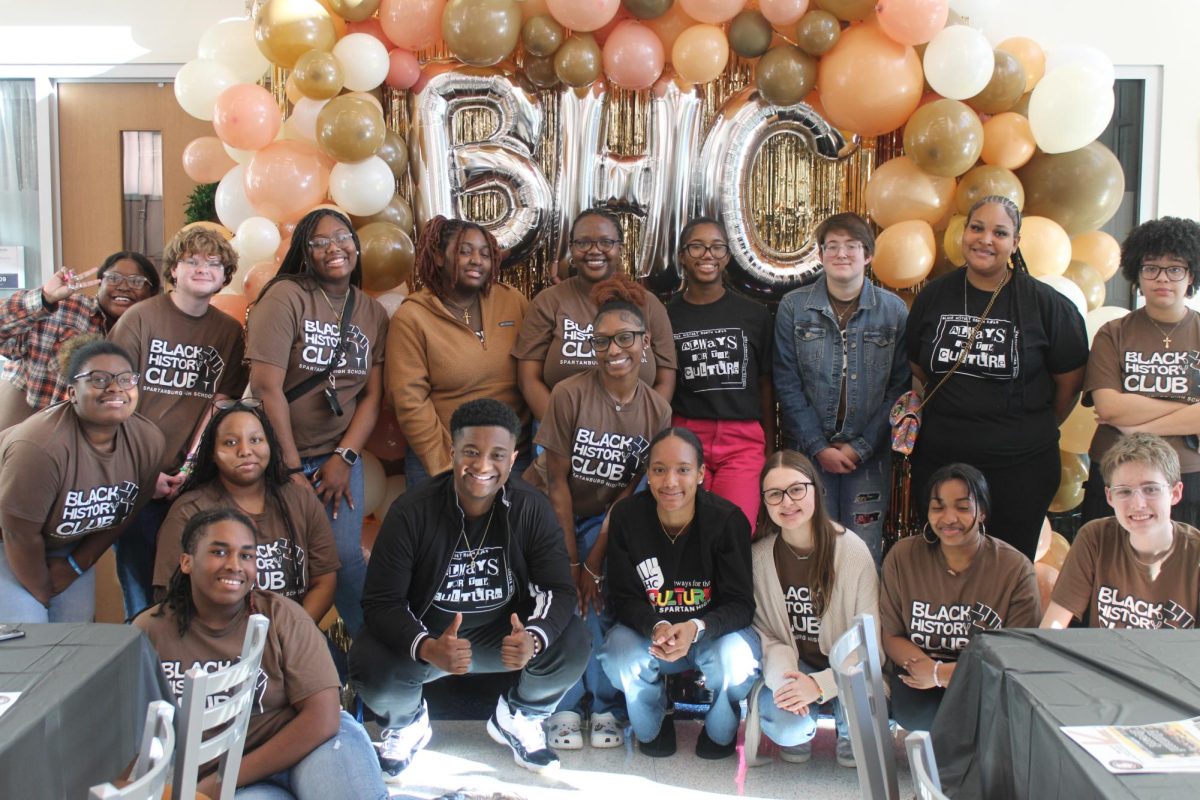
xmin=350 ymin=398 xmax=588 ymax=777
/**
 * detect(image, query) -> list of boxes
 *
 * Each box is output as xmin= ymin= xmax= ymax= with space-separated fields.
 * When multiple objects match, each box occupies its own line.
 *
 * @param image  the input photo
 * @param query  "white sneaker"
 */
xmin=589 ymin=711 xmax=624 ymax=748
xmin=376 ymin=701 xmax=432 ymax=780
xmin=546 ymin=710 xmax=583 ymax=750
xmin=836 ymin=735 xmax=856 ymax=767
xmin=487 ymin=696 xmax=560 ymax=773
xmin=780 ymin=740 xmax=813 ymax=764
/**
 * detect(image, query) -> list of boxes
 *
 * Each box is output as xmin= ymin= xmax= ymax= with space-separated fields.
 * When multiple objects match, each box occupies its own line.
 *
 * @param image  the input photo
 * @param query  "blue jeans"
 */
xmin=600 ymin=624 xmax=761 ymax=746
xmin=234 ymin=711 xmax=388 ymax=799
xmin=302 ymin=453 xmax=366 ymax=637
xmin=0 ymin=545 xmax=95 ymax=622
xmin=814 ymin=449 xmax=889 ymax=566
xmin=114 ymin=497 xmax=170 ymax=620
xmin=757 ymin=660 xmax=849 ymax=746
xmin=555 ymin=513 xmax=623 ymax=719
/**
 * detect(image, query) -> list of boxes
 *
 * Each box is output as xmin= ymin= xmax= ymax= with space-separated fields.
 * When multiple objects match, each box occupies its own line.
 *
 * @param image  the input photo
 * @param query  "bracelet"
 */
xmin=932 ymin=660 xmax=943 ymax=689
xmin=570 ymin=562 xmax=581 ymax=568
xmin=582 ymin=562 xmax=603 ymax=585
xmin=67 ymin=554 xmax=85 ymax=576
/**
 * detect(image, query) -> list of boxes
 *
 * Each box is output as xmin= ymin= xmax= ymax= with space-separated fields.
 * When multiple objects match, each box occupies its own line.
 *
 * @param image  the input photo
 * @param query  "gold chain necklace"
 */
xmin=658 ymin=515 xmax=692 ymax=544
xmin=828 ymin=295 xmax=857 ymax=326
xmin=317 ymin=286 xmax=348 ymax=324
xmin=1146 ymin=310 xmax=1190 ymax=349
xmin=781 ymin=537 xmax=813 ymax=561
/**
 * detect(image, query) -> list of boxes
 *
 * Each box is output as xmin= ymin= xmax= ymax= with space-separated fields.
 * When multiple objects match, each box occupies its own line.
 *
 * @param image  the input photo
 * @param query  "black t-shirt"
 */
xmin=906 ymin=269 xmax=1088 ymax=464
xmin=667 ymin=291 xmax=774 ymax=421
xmin=425 ymin=510 xmax=516 ymax=635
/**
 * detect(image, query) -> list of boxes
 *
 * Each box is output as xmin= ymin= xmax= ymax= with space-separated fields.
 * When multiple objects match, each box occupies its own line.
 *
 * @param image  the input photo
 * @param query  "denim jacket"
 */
xmin=773 ymin=277 xmax=910 ymax=462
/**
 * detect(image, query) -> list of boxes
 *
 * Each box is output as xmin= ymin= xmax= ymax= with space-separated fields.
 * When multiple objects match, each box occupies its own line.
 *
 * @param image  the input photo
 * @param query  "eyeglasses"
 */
xmin=101 ymin=273 xmax=152 ymax=290
xmin=178 ymin=257 xmax=224 ymax=270
xmin=570 ymin=238 xmax=619 ymax=253
xmin=1108 ymin=483 xmax=1170 ymax=502
xmin=1139 ymin=264 xmax=1189 ymax=281
xmin=308 ymin=232 xmax=356 ymax=251
xmin=820 ymin=241 xmax=865 ymax=255
xmin=214 ymin=397 xmax=264 ymax=411
xmin=73 ymin=370 xmax=140 ymax=390
xmin=683 ymin=241 xmax=729 ymax=259
xmin=591 ymin=330 xmax=645 ymax=350
xmin=761 ymin=482 xmax=813 ymax=505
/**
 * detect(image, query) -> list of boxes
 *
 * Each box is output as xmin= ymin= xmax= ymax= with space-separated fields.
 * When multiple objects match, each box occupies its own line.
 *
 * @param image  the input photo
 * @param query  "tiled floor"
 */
xmin=377 ymin=718 xmax=913 ymax=799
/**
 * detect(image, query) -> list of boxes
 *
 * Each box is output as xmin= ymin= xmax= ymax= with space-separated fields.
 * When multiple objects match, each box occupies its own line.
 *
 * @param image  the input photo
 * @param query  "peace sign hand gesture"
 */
xmin=41 ymin=266 xmax=101 ymax=306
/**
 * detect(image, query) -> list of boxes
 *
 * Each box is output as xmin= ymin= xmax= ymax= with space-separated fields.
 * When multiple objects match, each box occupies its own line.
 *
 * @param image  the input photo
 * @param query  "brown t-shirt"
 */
xmin=134 ymin=589 xmax=338 ymax=757
xmin=0 ymin=404 xmax=163 ymax=548
xmin=880 ymin=534 xmax=1041 ymax=661
xmin=1051 ymin=517 xmax=1200 ymax=629
xmin=524 ymin=370 xmax=672 ymax=518
xmin=1084 ymin=309 xmax=1200 ymax=473
xmin=246 ymin=281 xmax=389 ymax=457
xmin=511 ymin=276 xmax=676 ymax=393
xmin=108 ymin=293 xmax=248 ymax=473
xmin=773 ymin=536 xmax=829 ymax=670
xmin=152 ymin=481 xmax=339 ymax=601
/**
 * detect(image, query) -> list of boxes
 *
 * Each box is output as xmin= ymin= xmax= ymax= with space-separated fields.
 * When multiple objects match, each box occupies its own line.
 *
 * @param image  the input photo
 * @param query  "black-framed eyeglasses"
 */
xmin=101 ymin=273 xmax=152 ymax=289
xmin=308 ymin=232 xmax=355 ymax=250
xmin=570 ymin=238 xmax=619 ymax=253
xmin=73 ymin=370 xmax=139 ymax=390
xmin=591 ymin=330 xmax=645 ymax=350
xmin=214 ymin=397 xmax=264 ymax=411
xmin=761 ymin=482 xmax=813 ymax=505
xmin=683 ymin=241 xmax=729 ymax=259
xmin=1139 ymin=264 xmax=1189 ymax=281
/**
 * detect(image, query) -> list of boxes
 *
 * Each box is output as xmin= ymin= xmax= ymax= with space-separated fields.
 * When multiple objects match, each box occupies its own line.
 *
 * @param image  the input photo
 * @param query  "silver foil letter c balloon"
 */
xmin=408 ymin=62 xmax=552 ymax=266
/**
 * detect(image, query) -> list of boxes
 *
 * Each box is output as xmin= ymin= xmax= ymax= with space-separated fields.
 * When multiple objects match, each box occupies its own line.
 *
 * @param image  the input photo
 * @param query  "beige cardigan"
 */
xmin=751 ymin=529 xmax=880 ymax=702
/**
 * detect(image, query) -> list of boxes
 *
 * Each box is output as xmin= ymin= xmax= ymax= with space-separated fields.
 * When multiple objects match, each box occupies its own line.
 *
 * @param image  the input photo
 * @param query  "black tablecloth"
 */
xmin=0 ymin=623 xmax=170 ymax=799
xmin=931 ymin=628 xmax=1200 ymax=800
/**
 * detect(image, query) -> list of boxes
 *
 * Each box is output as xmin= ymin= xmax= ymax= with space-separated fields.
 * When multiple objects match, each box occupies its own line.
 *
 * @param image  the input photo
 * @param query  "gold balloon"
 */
xmin=756 ymin=45 xmax=818 ymax=108
xmin=1064 ymin=259 xmax=1107 ymax=311
xmin=902 ymin=99 xmax=985 ymax=178
xmin=522 ymin=14 xmax=564 ymax=57
xmin=316 ymin=95 xmax=386 ymax=163
xmin=352 ymin=194 xmax=414 ymax=234
xmin=443 ymin=0 xmax=522 ymax=67
xmin=375 ymin=130 xmax=409 ymax=181
xmin=292 ymin=50 xmax=344 ymax=100
xmin=1049 ymin=476 xmax=1085 ymax=513
xmin=358 ymin=221 xmax=415 ymax=291
xmin=555 ymin=34 xmax=602 ymax=88
xmin=1059 ymin=399 xmax=1097 ymax=455
xmin=794 ymin=9 xmax=840 ymax=57
xmin=954 ymin=164 xmax=1024 ymax=216
xmin=523 ymin=53 xmax=560 ymax=88
xmin=729 ymin=11 xmax=774 ymax=59
xmin=1071 ymin=230 xmax=1121 ymax=281
xmin=865 ymin=156 xmax=956 ymax=229
xmin=1017 ymin=143 xmax=1125 ymax=237
xmin=943 ymin=214 xmax=967 ymax=266
xmin=254 ymin=0 xmax=338 ymax=69
xmin=1061 ymin=451 xmax=1089 ymax=485
xmin=965 ymin=49 xmax=1026 ymax=115
xmin=1039 ymin=532 xmax=1071 ymax=571
xmin=815 ymin=0 xmax=874 ymax=21
xmin=327 ymin=0 xmax=381 ymax=22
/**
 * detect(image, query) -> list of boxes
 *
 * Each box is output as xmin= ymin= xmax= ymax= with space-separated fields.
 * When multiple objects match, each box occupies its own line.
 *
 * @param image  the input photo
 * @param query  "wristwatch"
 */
xmin=690 ymin=618 xmax=707 ymax=643
xmin=335 ymin=447 xmax=360 ymax=466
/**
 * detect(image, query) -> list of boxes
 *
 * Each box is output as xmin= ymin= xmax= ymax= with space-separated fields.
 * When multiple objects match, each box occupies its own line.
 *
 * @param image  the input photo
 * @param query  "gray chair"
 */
xmin=172 ymin=614 xmax=269 ymax=800
xmin=829 ymin=613 xmax=898 ymax=800
xmin=906 ymin=731 xmax=950 ymax=800
xmin=88 ymin=700 xmax=175 ymax=800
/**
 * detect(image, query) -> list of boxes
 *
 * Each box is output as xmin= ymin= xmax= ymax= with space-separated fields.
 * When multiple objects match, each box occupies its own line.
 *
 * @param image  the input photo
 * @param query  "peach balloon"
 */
xmin=212 ymin=84 xmax=282 ymax=152
xmin=672 ymin=24 xmax=730 ymax=84
xmin=603 ymin=21 xmax=665 ymax=90
xmin=210 ymin=292 xmax=249 ymax=323
xmin=759 ymin=0 xmax=809 ymax=26
xmin=943 ymin=214 xmax=967 ymax=266
xmin=242 ymin=260 xmax=281 ymax=301
xmin=1071 ymin=230 xmax=1121 ymax=281
xmin=872 ymin=220 xmax=936 ymax=290
xmin=243 ymin=140 xmax=331 ymax=223
xmin=1019 ymin=216 xmax=1072 ymax=278
xmin=182 ymin=136 xmax=237 ymax=184
xmin=679 ymin=0 xmax=746 ymax=24
xmin=874 ymin=0 xmax=947 ymax=46
xmin=380 ymin=0 xmax=446 ymax=50
xmin=644 ymin=3 xmax=698 ymax=51
xmin=864 ymin=156 xmax=956 ymax=229
xmin=546 ymin=0 xmax=620 ymax=31
xmin=997 ymin=36 xmax=1045 ymax=93
xmin=816 ymin=23 xmax=924 ymax=137
xmin=980 ymin=112 xmax=1036 ymax=171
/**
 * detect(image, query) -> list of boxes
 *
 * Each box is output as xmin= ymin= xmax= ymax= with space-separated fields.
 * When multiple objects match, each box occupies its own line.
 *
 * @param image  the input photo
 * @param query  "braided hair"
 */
xmin=414 ymin=215 xmax=500 ymax=303
xmin=966 ymin=195 xmax=1029 ymax=275
xmin=571 ymin=207 xmax=624 ymax=243
xmin=257 ymin=209 xmax=363 ymax=302
xmin=153 ymin=507 xmax=258 ymax=637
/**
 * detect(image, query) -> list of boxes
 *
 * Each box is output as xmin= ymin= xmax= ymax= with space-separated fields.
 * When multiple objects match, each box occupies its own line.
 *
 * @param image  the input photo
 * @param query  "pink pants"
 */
xmin=672 ymin=415 xmax=766 ymax=531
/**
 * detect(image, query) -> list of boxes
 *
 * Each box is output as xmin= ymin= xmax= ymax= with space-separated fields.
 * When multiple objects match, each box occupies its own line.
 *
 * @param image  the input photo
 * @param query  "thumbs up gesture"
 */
xmin=501 ymin=612 xmax=537 ymax=670
xmin=418 ymin=613 xmax=472 ymax=674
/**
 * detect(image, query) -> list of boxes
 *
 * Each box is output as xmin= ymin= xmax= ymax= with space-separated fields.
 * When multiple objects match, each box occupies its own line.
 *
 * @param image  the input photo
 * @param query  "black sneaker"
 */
xmin=638 ymin=712 xmax=677 ymax=758
xmin=486 ymin=696 xmax=560 ymax=774
xmin=376 ymin=701 xmax=432 ymax=780
xmin=695 ymin=726 xmax=736 ymax=760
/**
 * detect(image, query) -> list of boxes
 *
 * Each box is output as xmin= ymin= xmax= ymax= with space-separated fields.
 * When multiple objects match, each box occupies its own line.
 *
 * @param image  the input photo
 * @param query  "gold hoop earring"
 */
xmin=922 ymin=523 xmax=938 ymax=545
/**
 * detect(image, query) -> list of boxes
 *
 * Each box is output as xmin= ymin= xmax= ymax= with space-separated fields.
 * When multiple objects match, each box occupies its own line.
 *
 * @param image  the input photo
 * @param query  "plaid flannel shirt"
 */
xmin=0 ymin=288 xmax=107 ymax=410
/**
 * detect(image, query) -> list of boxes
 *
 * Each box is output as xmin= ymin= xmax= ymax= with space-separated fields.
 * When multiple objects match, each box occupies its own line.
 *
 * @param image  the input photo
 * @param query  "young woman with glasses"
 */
xmin=0 ymin=337 xmax=163 ymax=621
xmin=1082 ymin=217 xmax=1200 ymax=526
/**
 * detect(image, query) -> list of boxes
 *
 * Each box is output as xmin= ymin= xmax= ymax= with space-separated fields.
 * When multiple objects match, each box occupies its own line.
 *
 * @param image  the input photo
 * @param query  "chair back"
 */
xmin=172 ymin=614 xmax=269 ymax=800
xmin=906 ymin=731 xmax=949 ymax=800
xmin=88 ymin=700 xmax=176 ymax=800
xmin=829 ymin=613 xmax=899 ymax=800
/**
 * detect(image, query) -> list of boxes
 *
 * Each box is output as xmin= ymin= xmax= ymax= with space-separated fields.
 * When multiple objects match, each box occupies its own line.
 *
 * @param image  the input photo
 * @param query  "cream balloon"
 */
xmin=923 ymin=25 xmax=994 ymax=100
xmin=375 ymin=290 xmax=407 ymax=319
xmin=223 ymin=142 xmax=256 ymax=164
xmin=1028 ymin=66 xmax=1115 ymax=154
xmin=329 ymin=156 xmax=396 ymax=216
xmin=174 ymin=58 xmax=239 ymax=121
xmin=215 ymin=164 xmax=258 ymax=230
xmin=198 ymin=17 xmax=271 ymax=84
xmin=1019 ymin=216 xmax=1072 ymax=278
xmin=1058 ymin=399 xmax=1097 ymax=455
xmin=1085 ymin=305 xmax=1128 ymax=345
xmin=332 ymin=33 xmax=391 ymax=92
xmin=376 ymin=474 xmax=407 ymax=518
xmin=283 ymin=97 xmax=329 ymax=143
xmin=233 ymin=216 xmax=282 ymax=264
xmin=361 ymin=451 xmax=387 ymax=516
xmin=1037 ymin=274 xmax=1087 ymax=320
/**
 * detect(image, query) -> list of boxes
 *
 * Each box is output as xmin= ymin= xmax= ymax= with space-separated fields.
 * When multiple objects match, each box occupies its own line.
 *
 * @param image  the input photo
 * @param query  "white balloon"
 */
xmin=234 ymin=216 xmax=282 ymax=264
xmin=1044 ymin=44 xmax=1115 ymax=87
xmin=1028 ymin=66 xmax=1115 ymax=154
xmin=361 ymin=451 xmax=386 ymax=517
xmin=283 ymin=97 xmax=329 ymax=143
xmin=215 ymin=164 xmax=257 ymax=231
xmin=1086 ymin=304 xmax=1129 ymax=344
xmin=174 ymin=58 xmax=238 ymax=121
xmin=376 ymin=474 xmax=407 ymax=519
xmin=332 ymin=33 xmax=391 ymax=92
xmin=948 ymin=0 xmax=999 ymax=31
xmin=1039 ymin=275 xmax=1088 ymax=320
xmin=198 ymin=17 xmax=270 ymax=84
xmin=923 ymin=26 xmax=995 ymax=100
xmin=223 ymin=142 xmax=256 ymax=164
xmin=329 ymin=157 xmax=396 ymax=216
xmin=375 ymin=290 xmax=407 ymax=319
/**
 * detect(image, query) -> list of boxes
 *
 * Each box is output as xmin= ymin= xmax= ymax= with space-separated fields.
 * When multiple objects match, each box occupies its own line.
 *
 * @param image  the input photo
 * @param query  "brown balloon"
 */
xmin=351 ymin=194 xmax=414 ymax=235
xmin=965 ymin=49 xmax=1026 ymax=115
xmin=522 ymin=14 xmax=564 ymax=57
xmin=1064 ymin=259 xmax=1107 ymax=311
xmin=814 ymin=0 xmax=874 ymax=21
xmin=523 ymin=53 xmax=561 ymax=88
xmin=375 ymin=130 xmax=409 ymax=181
xmin=903 ymin=99 xmax=985 ymax=178
xmin=1010 ymin=91 xmax=1032 ymax=117
xmin=326 ymin=0 xmax=381 ymax=22
xmin=443 ymin=0 xmax=522 ymax=67
xmin=1017 ymin=142 xmax=1125 ymax=236
xmin=624 ymin=0 xmax=673 ymax=19
xmin=954 ymin=164 xmax=1024 ymax=215
xmin=756 ymin=45 xmax=818 ymax=108
xmin=555 ymin=34 xmax=602 ymax=88
xmin=254 ymin=0 xmax=338 ymax=69
xmin=358 ymin=221 xmax=415 ymax=291
xmin=316 ymin=95 xmax=386 ymax=163
xmin=292 ymin=50 xmax=344 ymax=100
xmin=729 ymin=11 xmax=774 ymax=59
xmin=795 ymin=10 xmax=841 ymax=57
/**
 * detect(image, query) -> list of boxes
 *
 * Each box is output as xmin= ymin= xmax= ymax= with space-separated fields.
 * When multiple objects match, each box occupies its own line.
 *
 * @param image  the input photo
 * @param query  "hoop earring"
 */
xmin=922 ymin=523 xmax=938 ymax=545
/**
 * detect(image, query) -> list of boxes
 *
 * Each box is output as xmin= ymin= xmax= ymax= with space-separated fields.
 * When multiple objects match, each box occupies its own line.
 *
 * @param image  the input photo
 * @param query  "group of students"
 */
xmin=0 ymin=195 xmax=1197 ymax=795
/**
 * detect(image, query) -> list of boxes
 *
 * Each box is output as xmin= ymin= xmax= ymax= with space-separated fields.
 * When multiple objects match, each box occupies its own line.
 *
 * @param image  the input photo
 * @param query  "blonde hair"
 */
xmin=1100 ymin=432 xmax=1181 ymax=486
xmin=162 ymin=227 xmax=238 ymax=288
